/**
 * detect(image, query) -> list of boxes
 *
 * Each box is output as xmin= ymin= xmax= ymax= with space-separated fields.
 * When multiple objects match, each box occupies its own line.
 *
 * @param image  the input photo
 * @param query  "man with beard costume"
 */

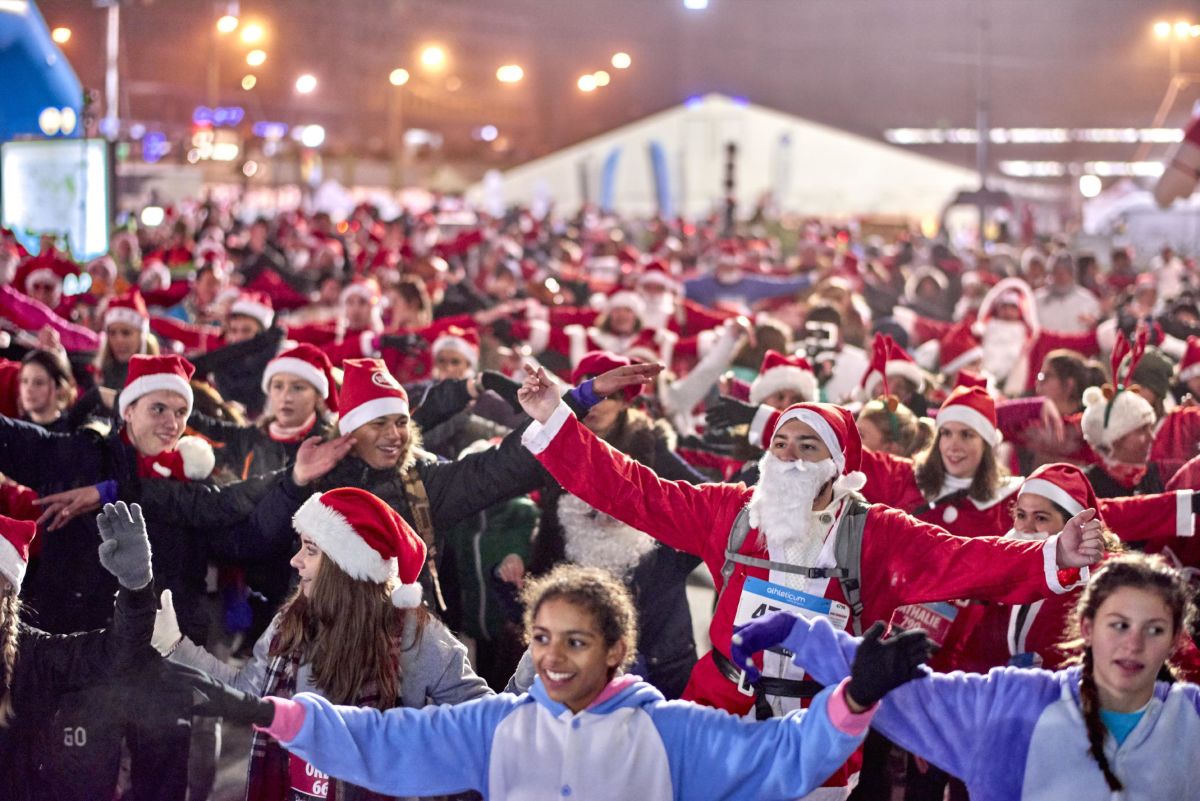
xmin=517 ymin=361 xmax=1104 ymax=799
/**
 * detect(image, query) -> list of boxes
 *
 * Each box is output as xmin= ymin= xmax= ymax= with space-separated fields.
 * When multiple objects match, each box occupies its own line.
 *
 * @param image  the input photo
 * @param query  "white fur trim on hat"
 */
xmin=937 ymin=405 xmax=1001 ymax=446
xmin=118 ymin=374 xmax=194 ymax=416
xmin=262 ymin=358 xmax=329 ymax=399
xmin=0 ymin=534 xmax=26 ymax=592
xmin=105 ymin=307 xmax=149 ymax=331
xmin=340 ymin=283 xmax=379 ymax=304
xmin=338 ymin=396 xmax=410 ymax=436
xmin=885 ymin=359 xmax=925 ymax=390
xmin=1180 ymin=363 xmax=1200 ymax=383
xmin=230 ymin=299 xmax=274 ymax=329
xmin=176 ymin=436 xmax=215 ymax=480
xmin=1080 ymin=385 xmax=1155 ymax=450
xmin=606 ymin=290 xmax=645 ymax=317
xmin=391 ymin=582 xmax=423 ymax=608
xmin=750 ymin=366 xmax=818 ymax=405
xmin=774 ymin=407 xmax=845 ymax=472
xmin=1020 ymin=478 xmax=1084 ymax=518
xmin=431 ymin=335 xmax=479 ymax=368
xmin=292 ymin=493 xmax=399 ymax=583
xmin=25 ymin=267 xmax=60 ymax=288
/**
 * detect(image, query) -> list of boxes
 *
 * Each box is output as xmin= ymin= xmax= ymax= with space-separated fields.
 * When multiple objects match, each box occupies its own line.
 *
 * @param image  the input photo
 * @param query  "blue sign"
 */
xmin=252 ymin=121 xmax=289 ymax=139
xmin=142 ymin=132 xmax=168 ymax=163
xmin=193 ymin=106 xmax=245 ymax=127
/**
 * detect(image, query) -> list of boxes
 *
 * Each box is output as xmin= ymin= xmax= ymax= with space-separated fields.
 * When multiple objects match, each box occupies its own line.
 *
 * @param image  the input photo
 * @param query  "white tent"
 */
xmin=468 ymin=93 xmax=981 ymax=221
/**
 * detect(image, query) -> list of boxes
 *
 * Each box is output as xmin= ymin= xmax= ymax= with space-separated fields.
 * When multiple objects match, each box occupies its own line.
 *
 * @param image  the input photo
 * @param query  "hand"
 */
xmin=705 ymin=396 xmax=759 ymax=430
xmin=496 ymin=554 xmax=525 ymax=588
xmin=35 ymin=485 xmax=102 ymax=531
xmin=36 ymin=325 xmax=62 ymax=352
xmin=591 ymin=362 xmax=663 ymax=397
xmin=292 ymin=434 xmax=355 ymax=487
xmin=1054 ymin=508 xmax=1105 ymax=569
xmin=730 ymin=610 xmax=800 ymax=683
xmin=1039 ymin=398 xmax=1064 ymax=444
xmin=517 ymin=363 xmax=561 ymax=423
xmin=157 ymin=661 xmax=276 ymax=726
xmin=845 ymin=622 xmax=933 ymax=710
xmin=153 ymin=589 xmax=183 ymax=656
xmin=480 ymin=370 xmax=524 ymax=414
xmin=379 ymin=332 xmax=428 ymax=354
xmin=96 ymin=502 xmax=153 ymax=590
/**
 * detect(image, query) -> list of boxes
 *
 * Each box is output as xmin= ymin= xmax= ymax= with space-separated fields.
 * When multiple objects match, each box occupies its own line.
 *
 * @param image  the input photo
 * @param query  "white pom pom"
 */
xmin=1082 ymin=385 xmax=1106 ymax=409
xmin=391 ymin=582 xmax=423 ymax=609
xmin=177 ymin=436 xmax=216 ymax=480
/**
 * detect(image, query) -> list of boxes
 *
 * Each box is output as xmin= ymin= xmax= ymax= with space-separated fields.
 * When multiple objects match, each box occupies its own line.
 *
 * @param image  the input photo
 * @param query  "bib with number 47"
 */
xmin=734 ymin=576 xmax=850 ymax=655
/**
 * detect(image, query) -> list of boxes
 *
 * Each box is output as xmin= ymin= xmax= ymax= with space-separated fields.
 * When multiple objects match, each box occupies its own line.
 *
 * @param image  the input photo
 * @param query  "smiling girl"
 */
xmin=194 ymin=563 xmax=934 ymax=801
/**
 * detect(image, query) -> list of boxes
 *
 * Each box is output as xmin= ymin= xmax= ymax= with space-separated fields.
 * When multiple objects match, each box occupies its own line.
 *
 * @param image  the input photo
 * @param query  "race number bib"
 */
xmin=889 ymin=602 xmax=961 ymax=649
xmin=734 ymin=576 xmax=851 ymax=646
xmin=289 ymin=753 xmax=332 ymax=800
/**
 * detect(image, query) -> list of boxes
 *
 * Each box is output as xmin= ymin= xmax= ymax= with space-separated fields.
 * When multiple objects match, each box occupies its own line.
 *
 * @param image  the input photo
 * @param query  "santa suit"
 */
xmin=523 ymin=401 xmax=1080 ymax=798
xmin=512 ymin=319 xmax=678 ymax=371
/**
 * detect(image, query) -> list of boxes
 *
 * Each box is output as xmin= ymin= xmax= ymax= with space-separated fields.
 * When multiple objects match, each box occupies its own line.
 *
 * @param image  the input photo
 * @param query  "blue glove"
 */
xmin=730 ymin=610 xmax=800 ymax=683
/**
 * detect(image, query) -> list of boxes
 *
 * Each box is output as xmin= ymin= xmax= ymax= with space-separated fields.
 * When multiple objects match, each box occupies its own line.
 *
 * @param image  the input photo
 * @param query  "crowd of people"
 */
xmin=0 ymin=200 xmax=1198 ymax=800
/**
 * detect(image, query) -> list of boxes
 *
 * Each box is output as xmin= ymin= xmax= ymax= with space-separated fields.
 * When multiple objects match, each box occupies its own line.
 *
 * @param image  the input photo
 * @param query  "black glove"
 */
xmin=705 ymin=396 xmax=759 ymax=430
xmin=480 ymin=370 xmax=524 ymax=414
xmin=845 ymin=622 xmax=933 ymax=708
xmin=379 ymin=332 xmax=429 ymax=354
xmin=159 ymin=661 xmax=276 ymax=726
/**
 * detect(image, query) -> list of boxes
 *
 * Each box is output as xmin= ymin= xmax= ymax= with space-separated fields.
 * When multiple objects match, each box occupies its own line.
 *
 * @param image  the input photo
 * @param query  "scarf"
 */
xmin=245 ymin=625 xmax=404 ymax=801
xmin=1101 ymin=458 xmax=1148 ymax=490
xmin=268 ymin=413 xmax=318 ymax=443
xmin=123 ymin=430 xmax=191 ymax=482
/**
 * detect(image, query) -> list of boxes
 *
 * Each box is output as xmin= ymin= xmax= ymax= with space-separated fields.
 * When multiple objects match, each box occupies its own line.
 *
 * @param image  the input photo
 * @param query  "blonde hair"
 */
xmin=0 ymin=591 xmax=21 ymax=726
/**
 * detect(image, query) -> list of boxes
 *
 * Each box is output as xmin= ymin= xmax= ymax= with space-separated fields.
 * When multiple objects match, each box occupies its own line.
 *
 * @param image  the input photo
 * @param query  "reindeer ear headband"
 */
xmin=864 ymin=333 xmax=902 ymax=436
xmin=1100 ymin=322 xmax=1149 ymax=428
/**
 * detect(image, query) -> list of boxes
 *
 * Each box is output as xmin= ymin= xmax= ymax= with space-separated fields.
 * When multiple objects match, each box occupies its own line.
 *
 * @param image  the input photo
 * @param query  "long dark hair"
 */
xmin=913 ymin=428 xmax=1003 ymax=502
xmin=1062 ymin=554 xmax=1195 ymax=791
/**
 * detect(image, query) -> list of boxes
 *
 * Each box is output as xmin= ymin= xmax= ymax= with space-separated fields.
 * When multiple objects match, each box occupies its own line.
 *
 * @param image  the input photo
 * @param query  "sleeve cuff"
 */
xmin=256 ymin=696 xmax=306 ymax=742
xmin=359 ymin=330 xmax=380 ymax=358
xmin=827 ymin=678 xmax=877 ymax=735
xmin=748 ymin=404 xmax=775 ymax=449
xmin=1042 ymin=534 xmax=1089 ymax=594
xmin=520 ymin=401 xmax=573 ymax=455
xmin=1177 ymin=490 xmax=1195 ymax=537
xmin=527 ymin=319 xmax=551 ymax=353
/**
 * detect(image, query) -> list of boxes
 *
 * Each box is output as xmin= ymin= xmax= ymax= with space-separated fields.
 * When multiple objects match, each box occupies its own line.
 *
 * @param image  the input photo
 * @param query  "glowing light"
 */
xmin=295 ymin=74 xmax=317 ymax=94
xmin=246 ymin=49 xmax=266 ymax=67
xmin=577 ymin=74 xmax=597 ymax=92
xmin=496 ymin=64 xmax=524 ymax=83
xmin=216 ymin=15 xmax=238 ymax=34
xmin=240 ymin=22 xmax=264 ymax=45
xmin=1154 ymin=21 xmax=1172 ymax=39
xmin=593 ymin=70 xmax=611 ymax=87
xmin=420 ymin=45 xmax=447 ymax=71
xmin=611 ymin=52 xmax=631 ymax=69
xmin=38 ymin=107 xmax=62 ymax=136
xmin=59 ymin=107 xmax=76 ymax=135
xmin=243 ymin=160 xmax=259 ymax=177
xmin=1175 ymin=20 xmax=1193 ymax=39
xmin=479 ymin=125 xmax=498 ymax=142
xmin=389 ymin=68 xmax=410 ymax=86
xmin=1079 ymin=175 xmax=1102 ymax=198
xmin=51 ymin=27 xmax=70 ymax=44
xmin=299 ymin=124 xmax=326 ymax=148
xmin=445 ymin=76 xmax=462 ymax=92
xmin=242 ymin=74 xmax=257 ymax=90
xmin=684 ymin=0 xmax=708 ymax=9
xmin=141 ymin=206 xmax=165 ymax=226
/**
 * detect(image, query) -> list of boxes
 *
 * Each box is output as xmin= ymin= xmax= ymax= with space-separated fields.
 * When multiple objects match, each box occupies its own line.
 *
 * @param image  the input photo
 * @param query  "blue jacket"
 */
xmin=780 ymin=616 xmax=1200 ymax=801
xmin=276 ymin=675 xmax=869 ymax=800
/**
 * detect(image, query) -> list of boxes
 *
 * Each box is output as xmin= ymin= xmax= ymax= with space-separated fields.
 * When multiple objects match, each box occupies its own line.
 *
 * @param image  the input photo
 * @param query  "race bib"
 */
xmin=289 ymin=754 xmax=333 ymax=800
xmin=889 ymin=602 xmax=961 ymax=649
xmin=734 ymin=576 xmax=851 ymax=642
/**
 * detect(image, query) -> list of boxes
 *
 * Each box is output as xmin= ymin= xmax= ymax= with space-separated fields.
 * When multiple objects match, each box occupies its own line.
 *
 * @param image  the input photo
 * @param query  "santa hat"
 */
xmin=1179 ymin=336 xmax=1200 ymax=383
xmin=15 ymin=251 xmax=76 ymax=296
xmin=1081 ymin=327 xmax=1157 ymax=451
xmin=976 ymin=277 xmax=1040 ymax=335
xmin=939 ymin=322 xmax=983 ymax=376
xmin=903 ymin=265 xmax=948 ymax=299
xmin=936 ymin=385 xmax=1001 ymax=446
xmin=604 ymin=287 xmax=645 ymax=318
xmin=1019 ymin=463 xmax=1103 ymax=524
xmin=749 ymin=350 xmax=818 ymax=405
xmin=861 ymin=333 xmax=925 ymax=396
xmin=103 ymin=289 xmax=150 ymax=332
xmin=138 ymin=258 xmax=172 ymax=293
xmin=339 ymin=278 xmax=382 ymax=306
xmin=0 ymin=514 xmax=36 ymax=592
xmin=1154 ymin=113 xmax=1200 ymax=207
xmin=430 ymin=326 xmax=480 ymax=369
xmin=571 ymin=350 xmax=644 ymax=402
xmin=262 ymin=344 xmax=339 ymax=413
xmin=229 ymin=290 xmax=275 ymax=330
xmin=637 ymin=261 xmax=681 ymax=293
xmin=954 ymin=370 xmax=990 ymax=391
xmin=760 ymin=403 xmax=866 ymax=494
xmin=338 ymin=358 xmax=409 ymax=435
xmin=118 ymin=354 xmax=195 ymax=417
xmin=292 ymin=488 xmax=426 ymax=607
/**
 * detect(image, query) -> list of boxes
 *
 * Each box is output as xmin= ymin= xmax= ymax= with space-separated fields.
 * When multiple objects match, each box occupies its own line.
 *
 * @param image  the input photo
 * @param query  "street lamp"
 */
xmin=240 ymin=22 xmax=264 ymax=45
xmin=1154 ymin=19 xmax=1195 ymax=75
xmin=577 ymin=74 xmax=597 ymax=92
xmin=241 ymin=74 xmax=256 ymax=90
xmin=216 ymin=15 xmax=239 ymax=34
xmin=51 ymin=27 xmax=71 ymax=44
xmin=496 ymin=64 xmax=524 ymax=83
xmin=295 ymin=74 xmax=317 ymax=94
xmin=389 ymin=68 xmax=411 ymax=86
xmin=593 ymin=69 xmax=611 ymax=87
xmin=246 ymin=49 xmax=266 ymax=67
xmin=611 ymin=52 xmax=631 ymax=69
xmin=420 ymin=44 xmax=447 ymax=72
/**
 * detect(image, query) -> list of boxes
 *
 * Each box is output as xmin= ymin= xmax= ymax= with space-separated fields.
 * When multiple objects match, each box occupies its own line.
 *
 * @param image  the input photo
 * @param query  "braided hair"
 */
xmin=1063 ymin=553 xmax=1196 ymax=792
xmin=0 ymin=591 xmax=21 ymax=727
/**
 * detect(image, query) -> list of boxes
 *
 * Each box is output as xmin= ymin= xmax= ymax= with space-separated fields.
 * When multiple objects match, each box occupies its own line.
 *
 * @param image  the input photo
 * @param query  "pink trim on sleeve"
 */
xmin=827 ymin=678 xmax=877 ymax=736
xmin=255 ymin=696 xmax=307 ymax=742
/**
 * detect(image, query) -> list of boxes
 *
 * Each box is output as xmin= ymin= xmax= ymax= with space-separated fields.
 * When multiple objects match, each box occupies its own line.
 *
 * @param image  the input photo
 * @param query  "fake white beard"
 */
xmin=1003 ymin=527 xmax=1049 ymax=542
xmin=639 ymin=294 xmax=675 ymax=330
xmin=558 ymin=494 xmax=657 ymax=577
xmin=748 ymin=455 xmax=838 ymax=574
xmin=981 ymin=319 xmax=1029 ymax=380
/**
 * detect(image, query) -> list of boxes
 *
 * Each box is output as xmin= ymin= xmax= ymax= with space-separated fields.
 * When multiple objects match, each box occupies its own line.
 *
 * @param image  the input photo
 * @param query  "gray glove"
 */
xmin=96 ymin=501 xmax=153 ymax=590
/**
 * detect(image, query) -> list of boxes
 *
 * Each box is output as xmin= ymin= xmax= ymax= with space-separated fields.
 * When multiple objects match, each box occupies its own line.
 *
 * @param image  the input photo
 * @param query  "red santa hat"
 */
xmin=939 ymin=322 xmax=983 ymax=376
xmin=15 ymin=250 xmax=76 ymax=296
xmin=760 ymin=402 xmax=866 ymax=493
xmin=103 ymin=289 xmax=150 ymax=332
xmin=1178 ymin=336 xmax=1200 ymax=383
xmin=750 ymin=350 xmax=818 ymax=405
xmin=229 ymin=290 xmax=275 ymax=329
xmin=936 ymin=385 xmax=1001 ymax=446
xmin=975 ymin=277 xmax=1040 ymax=335
xmin=338 ymin=358 xmax=409 ymax=435
xmin=604 ymin=287 xmax=646 ymax=319
xmin=1019 ymin=463 xmax=1102 ymax=523
xmin=138 ymin=258 xmax=172 ymax=293
xmin=571 ymin=350 xmax=644 ymax=402
xmin=118 ymin=354 xmax=195 ymax=417
xmin=0 ymin=513 xmax=36 ymax=592
xmin=430 ymin=326 xmax=480 ymax=370
xmin=954 ymin=370 xmax=990 ymax=391
xmin=262 ymin=344 xmax=339 ymax=414
xmin=636 ymin=261 xmax=681 ymax=293
xmin=860 ymin=333 xmax=925 ymax=396
xmin=291 ymin=487 xmax=426 ymax=607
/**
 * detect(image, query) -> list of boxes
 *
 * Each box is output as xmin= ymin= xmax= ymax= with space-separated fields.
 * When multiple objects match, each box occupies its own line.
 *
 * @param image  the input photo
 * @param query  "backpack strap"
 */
xmin=834 ymin=500 xmax=870 ymax=636
xmin=402 ymin=465 xmax=447 ymax=612
xmin=719 ymin=506 xmax=754 ymax=590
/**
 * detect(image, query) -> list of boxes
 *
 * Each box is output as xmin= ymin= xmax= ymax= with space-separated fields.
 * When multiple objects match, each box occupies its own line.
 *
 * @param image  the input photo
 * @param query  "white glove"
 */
xmin=152 ymin=589 xmax=183 ymax=656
